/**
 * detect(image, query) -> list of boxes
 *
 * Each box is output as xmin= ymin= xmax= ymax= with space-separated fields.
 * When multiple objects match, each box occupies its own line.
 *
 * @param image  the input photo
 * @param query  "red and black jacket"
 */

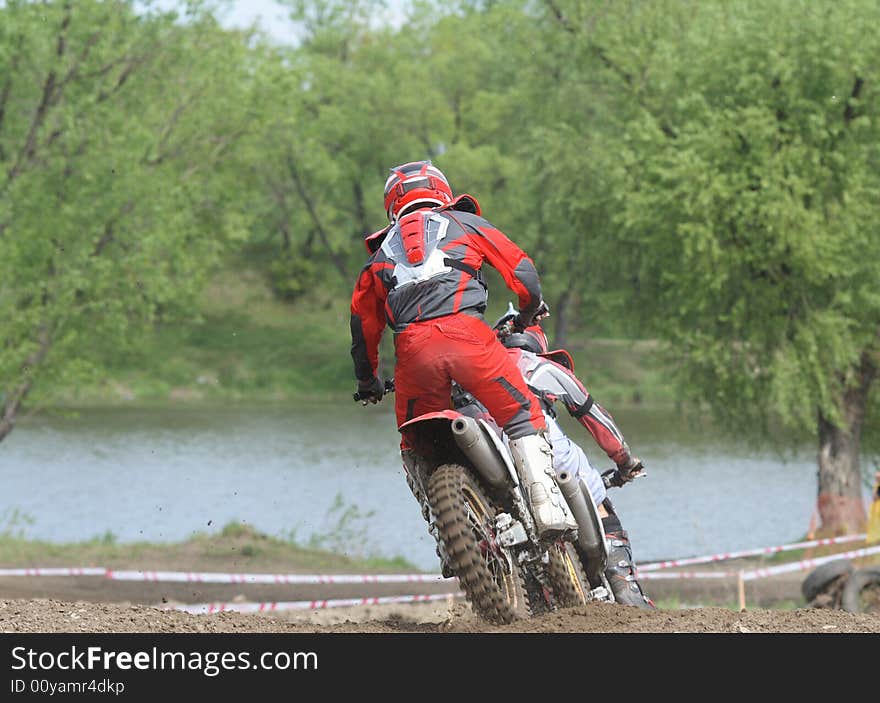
xmin=350 ymin=200 xmax=542 ymax=382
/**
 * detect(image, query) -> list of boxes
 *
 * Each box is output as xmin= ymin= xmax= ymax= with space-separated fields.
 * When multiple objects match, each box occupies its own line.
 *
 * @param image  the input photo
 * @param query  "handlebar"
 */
xmin=601 ymin=466 xmax=647 ymax=489
xmin=492 ymin=300 xmax=551 ymax=341
xmin=353 ymin=378 xmax=396 ymax=403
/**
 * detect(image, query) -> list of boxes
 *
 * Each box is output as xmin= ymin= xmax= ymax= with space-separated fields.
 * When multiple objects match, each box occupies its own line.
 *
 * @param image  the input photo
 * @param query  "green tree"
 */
xmin=0 ymin=0 xmax=253 ymax=441
xmin=541 ymin=0 xmax=880 ymax=532
xmin=244 ymin=0 xmax=464 ymax=298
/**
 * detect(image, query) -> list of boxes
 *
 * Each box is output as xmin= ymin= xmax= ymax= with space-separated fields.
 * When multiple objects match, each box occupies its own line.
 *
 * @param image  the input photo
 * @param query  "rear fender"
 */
xmin=399 ymin=411 xmax=470 ymax=472
xmin=400 ymin=411 xmax=519 ymax=486
xmin=398 ymin=410 xmax=462 ymax=430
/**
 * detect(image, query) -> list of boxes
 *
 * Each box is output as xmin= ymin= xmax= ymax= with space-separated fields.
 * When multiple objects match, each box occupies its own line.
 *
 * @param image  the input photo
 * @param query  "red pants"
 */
xmin=394 ymin=313 xmax=546 ymax=442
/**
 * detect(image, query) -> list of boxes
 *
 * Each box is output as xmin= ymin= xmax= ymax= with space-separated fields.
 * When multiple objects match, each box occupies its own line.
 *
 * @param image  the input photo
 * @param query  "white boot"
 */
xmin=509 ymin=433 xmax=577 ymax=536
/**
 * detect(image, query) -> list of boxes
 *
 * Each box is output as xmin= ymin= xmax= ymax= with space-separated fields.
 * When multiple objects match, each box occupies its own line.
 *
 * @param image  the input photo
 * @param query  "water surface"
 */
xmin=0 ymin=403 xmax=826 ymax=569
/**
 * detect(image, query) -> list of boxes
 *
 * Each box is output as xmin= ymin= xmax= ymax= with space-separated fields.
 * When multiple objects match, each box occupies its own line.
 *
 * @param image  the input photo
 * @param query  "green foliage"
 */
xmin=603 ymin=0 xmax=880 ymax=439
xmin=0 ymin=1 xmax=256 ymax=429
xmin=219 ymin=520 xmax=257 ymax=539
xmin=301 ymin=492 xmax=378 ymax=555
xmin=2 ymin=0 xmax=878 ymax=477
xmin=0 ymin=508 xmax=35 ymax=539
xmin=517 ymin=0 xmax=880 ymax=449
xmin=268 ymin=255 xmax=321 ymax=301
xmin=0 ymin=519 xmax=419 ymax=572
xmin=96 ymin=530 xmax=118 ymax=546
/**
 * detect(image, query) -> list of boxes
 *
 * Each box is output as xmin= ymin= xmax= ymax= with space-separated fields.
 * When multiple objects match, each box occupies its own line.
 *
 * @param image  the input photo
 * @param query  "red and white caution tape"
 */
xmin=637 ymin=543 xmax=880 ymax=581
xmin=638 ymin=533 xmax=867 ymax=572
xmin=0 ymin=567 xmax=108 ymax=577
xmin=167 ymin=592 xmax=465 ymax=615
xmin=740 ymin=544 xmax=880 ymax=581
xmin=3 ymin=533 xmax=876 ymax=585
xmin=637 ymin=570 xmax=739 ymax=580
xmin=106 ymin=570 xmax=449 ymax=584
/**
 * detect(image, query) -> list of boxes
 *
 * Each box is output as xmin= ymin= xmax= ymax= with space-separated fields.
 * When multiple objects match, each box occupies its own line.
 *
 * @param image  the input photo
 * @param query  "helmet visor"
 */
xmin=401 ymin=176 xmax=431 ymax=193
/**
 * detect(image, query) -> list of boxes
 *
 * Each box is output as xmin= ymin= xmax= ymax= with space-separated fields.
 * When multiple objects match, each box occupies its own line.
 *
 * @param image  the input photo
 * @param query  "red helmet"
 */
xmin=502 ymin=325 xmax=549 ymax=355
xmin=501 ymin=324 xmax=575 ymax=370
xmin=383 ymin=161 xmax=453 ymax=221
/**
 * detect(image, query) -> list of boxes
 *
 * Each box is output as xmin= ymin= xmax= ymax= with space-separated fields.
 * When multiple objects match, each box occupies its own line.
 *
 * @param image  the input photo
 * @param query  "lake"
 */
xmin=0 ymin=403 xmax=829 ymax=570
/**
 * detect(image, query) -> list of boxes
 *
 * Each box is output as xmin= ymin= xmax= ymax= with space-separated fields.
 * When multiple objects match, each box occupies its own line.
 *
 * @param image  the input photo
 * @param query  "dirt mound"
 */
xmin=2 ymin=598 xmax=877 ymax=633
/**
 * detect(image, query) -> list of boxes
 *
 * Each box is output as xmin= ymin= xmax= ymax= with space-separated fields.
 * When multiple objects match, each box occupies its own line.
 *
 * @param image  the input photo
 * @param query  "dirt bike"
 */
xmin=356 ymin=379 xmax=613 ymax=623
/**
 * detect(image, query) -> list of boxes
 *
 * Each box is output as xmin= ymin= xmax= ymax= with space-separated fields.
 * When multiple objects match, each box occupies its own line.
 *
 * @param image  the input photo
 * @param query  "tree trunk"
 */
xmin=551 ymin=237 xmax=584 ymax=349
xmin=352 ymin=179 xmax=369 ymax=242
xmin=552 ymin=287 xmax=573 ymax=349
xmin=0 ymin=326 xmax=52 ymax=444
xmin=286 ymin=154 xmax=350 ymax=282
xmin=815 ymin=355 xmax=875 ymax=534
xmin=0 ymin=407 xmax=16 ymax=443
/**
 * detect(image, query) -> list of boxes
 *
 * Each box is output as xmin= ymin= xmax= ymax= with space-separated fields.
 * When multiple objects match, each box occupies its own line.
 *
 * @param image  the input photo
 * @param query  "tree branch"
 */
xmin=268 ymin=179 xmax=292 ymax=251
xmin=543 ymin=0 xmax=575 ymax=33
xmin=92 ymin=200 xmax=136 ymax=257
xmin=591 ymin=44 xmax=633 ymax=87
xmin=0 ymin=33 xmax=25 ymax=162
xmin=287 ymin=154 xmax=350 ymax=281
xmin=52 ymin=31 xmax=102 ymax=106
xmin=3 ymin=4 xmax=75 ymax=188
xmin=352 ymin=179 xmax=369 ymax=243
xmin=0 ymin=325 xmax=52 ymax=443
xmin=96 ymin=53 xmax=149 ymax=103
xmin=143 ymin=91 xmax=202 ymax=166
xmin=5 ymin=70 xmax=58 ymax=187
xmin=843 ymin=75 xmax=864 ymax=125
xmin=543 ymin=0 xmax=676 ymax=139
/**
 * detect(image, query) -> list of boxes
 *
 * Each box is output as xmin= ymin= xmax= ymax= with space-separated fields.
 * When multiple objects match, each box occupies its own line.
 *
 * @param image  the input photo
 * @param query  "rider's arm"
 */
xmin=569 ymin=395 xmax=632 ymax=468
xmin=536 ymin=358 xmax=634 ymax=467
xmin=350 ymin=263 xmax=387 ymax=382
xmin=457 ymin=214 xmax=542 ymax=324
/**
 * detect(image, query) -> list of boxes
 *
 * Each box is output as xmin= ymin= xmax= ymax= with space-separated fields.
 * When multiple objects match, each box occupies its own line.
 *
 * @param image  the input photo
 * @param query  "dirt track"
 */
xmin=2 ymin=597 xmax=878 ymax=633
xmin=2 ymin=541 xmax=877 ymax=633
xmin=1 ymin=567 xmax=877 ymax=633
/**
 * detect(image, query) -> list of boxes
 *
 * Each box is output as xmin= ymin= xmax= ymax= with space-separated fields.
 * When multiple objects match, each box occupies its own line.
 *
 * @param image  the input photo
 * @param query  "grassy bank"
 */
xmin=68 ymin=269 xmax=355 ymax=405
xmin=63 ymin=268 xmax=674 ymax=408
xmin=0 ymin=522 xmax=418 ymax=573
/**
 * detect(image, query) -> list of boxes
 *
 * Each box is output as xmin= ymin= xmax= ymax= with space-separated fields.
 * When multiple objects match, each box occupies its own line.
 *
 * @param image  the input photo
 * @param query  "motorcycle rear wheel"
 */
xmin=427 ymin=463 xmax=530 ymax=624
xmin=547 ymin=541 xmax=590 ymax=608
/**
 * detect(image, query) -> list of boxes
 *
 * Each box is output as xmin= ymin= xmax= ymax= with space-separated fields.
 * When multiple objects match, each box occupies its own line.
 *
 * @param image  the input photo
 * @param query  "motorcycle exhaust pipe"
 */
xmin=451 ymin=416 xmax=510 ymax=489
xmin=556 ymin=469 xmax=607 ymax=585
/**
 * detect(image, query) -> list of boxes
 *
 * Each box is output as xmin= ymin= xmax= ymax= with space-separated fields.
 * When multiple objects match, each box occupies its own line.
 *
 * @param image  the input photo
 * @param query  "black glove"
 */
xmin=602 ymin=456 xmax=645 ymax=488
xmin=512 ymin=300 xmax=550 ymax=332
xmin=533 ymin=300 xmax=550 ymax=321
xmin=510 ymin=313 xmax=528 ymax=334
xmin=355 ymin=376 xmax=385 ymax=404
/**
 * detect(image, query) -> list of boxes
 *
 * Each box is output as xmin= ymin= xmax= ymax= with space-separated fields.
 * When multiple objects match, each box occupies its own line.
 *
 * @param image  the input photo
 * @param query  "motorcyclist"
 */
xmin=350 ymin=160 xmax=575 ymax=536
xmin=495 ymin=318 xmax=654 ymax=608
